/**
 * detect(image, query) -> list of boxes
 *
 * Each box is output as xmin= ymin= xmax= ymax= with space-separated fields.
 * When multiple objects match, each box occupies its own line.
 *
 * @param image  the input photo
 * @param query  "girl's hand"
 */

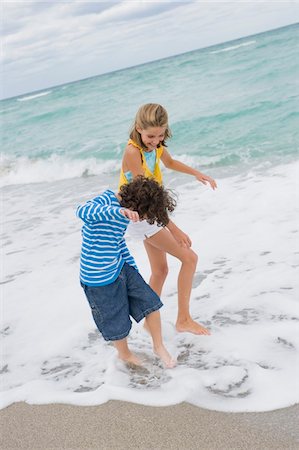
xmin=120 ymin=209 xmax=140 ymax=222
xmin=196 ymin=172 xmax=217 ymax=190
xmin=171 ymin=227 xmax=192 ymax=248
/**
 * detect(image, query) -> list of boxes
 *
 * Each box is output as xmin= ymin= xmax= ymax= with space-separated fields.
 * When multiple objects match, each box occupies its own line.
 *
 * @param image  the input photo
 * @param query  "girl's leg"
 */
xmin=144 ymin=310 xmax=176 ymax=368
xmin=113 ymin=338 xmax=142 ymax=366
xmin=143 ymin=239 xmax=168 ymax=296
xmin=145 ymin=229 xmax=210 ymax=335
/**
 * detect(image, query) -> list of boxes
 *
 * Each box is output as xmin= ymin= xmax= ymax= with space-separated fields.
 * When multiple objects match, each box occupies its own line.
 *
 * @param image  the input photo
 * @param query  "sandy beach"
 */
xmin=1 ymin=401 xmax=298 ymax=449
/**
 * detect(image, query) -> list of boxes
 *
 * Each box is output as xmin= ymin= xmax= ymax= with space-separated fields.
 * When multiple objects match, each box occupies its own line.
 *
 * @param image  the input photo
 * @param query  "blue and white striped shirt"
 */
xmin=76 ymin=190 xmax=137 ymax=286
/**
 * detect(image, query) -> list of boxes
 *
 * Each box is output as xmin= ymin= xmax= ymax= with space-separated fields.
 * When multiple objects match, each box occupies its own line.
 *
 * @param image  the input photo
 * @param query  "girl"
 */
xmin=119 ymin=104 xmax=217 ymax=335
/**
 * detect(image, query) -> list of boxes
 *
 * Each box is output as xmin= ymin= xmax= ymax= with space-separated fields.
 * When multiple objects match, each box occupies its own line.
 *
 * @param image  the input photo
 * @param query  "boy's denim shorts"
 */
xmin=81 ymin=263 xmax=163 ymax=341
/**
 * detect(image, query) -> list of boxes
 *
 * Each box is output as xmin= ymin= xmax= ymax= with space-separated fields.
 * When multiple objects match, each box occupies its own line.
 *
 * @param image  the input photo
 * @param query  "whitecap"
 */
xmin=210 ymin=41 xmax=256 ymax=54
xmin=17 ymin=91 xmax=52 ymax=102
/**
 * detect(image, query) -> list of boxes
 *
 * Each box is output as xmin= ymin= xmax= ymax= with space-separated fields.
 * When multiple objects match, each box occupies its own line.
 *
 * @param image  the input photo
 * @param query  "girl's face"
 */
xmin=137 ymin=126 xmax=166 ymax=151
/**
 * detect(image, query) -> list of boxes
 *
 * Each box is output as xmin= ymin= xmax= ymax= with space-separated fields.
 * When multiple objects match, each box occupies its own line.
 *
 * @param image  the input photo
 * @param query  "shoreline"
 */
xmin=1 ymin=401 xmax=298 ymax=449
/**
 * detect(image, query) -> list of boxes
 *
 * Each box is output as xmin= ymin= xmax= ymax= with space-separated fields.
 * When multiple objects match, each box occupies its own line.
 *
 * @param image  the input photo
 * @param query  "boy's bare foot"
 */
xmin=118 ymin=352 xmax=143 ymax=367
xmin=176 ymin=318 xmax=211 ymax=335
xmin=154 ymin=345 xmax=176 ymax=369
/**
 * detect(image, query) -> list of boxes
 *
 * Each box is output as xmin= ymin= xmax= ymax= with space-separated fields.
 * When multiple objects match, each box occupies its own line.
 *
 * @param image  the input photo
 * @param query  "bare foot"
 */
xmin=118 ymin=352 xmax=143 ymax=367
xmin=154 ymin=345 xmax=176 ymax=369
xmin=176 ymin=318 xmax=211 ymax=335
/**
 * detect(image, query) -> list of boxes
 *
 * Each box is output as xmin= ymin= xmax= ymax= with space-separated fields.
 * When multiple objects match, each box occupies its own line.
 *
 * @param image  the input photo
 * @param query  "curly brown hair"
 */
xmin=118 ymin=176 xmax=177 ymax=227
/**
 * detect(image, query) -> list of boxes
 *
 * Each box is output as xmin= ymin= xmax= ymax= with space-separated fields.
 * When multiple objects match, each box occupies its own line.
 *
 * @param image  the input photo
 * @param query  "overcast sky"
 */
xmin=2 ymin=1 xmax=299 ymax=99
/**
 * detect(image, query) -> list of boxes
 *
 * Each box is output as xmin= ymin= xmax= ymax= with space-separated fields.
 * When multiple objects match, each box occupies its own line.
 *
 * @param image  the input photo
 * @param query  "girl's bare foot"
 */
xmin=154 ymin=345 xmax=176 ymax=369
xmin=176 ymin=318 xmax=211 ymax=335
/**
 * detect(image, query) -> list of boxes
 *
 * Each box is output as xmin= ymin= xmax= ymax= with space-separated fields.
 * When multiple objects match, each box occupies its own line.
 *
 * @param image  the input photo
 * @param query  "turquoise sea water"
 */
xmin=1 ymin=23 xmax=298 ymax=184
xmin=1 ymin=24 xmax=299 ymax=412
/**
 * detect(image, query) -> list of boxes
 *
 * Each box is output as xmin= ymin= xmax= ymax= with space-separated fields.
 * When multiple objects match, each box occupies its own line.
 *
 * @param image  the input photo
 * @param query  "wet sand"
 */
xmin=1 ymin=401 xmax=298 ymax=449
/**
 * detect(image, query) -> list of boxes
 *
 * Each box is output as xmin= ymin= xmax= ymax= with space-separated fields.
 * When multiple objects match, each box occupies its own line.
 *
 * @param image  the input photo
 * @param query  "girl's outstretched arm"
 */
xmin=160 ymin=148 xmax=217 ymax=190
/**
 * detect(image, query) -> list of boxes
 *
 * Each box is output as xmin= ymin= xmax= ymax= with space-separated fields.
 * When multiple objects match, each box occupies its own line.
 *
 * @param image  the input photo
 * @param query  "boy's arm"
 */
xmin=76 ymin=198 xmax=125 ymax=224
xmin=160 ymin=148 xmax=217 ymax=190
xmin=119 ymin=208 xmax=140 ymax=222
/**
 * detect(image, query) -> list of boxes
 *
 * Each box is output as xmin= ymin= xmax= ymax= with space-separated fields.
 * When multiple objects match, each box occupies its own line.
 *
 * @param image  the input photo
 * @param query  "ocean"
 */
xmin=1 ymin=24 xmax=298 ymax=412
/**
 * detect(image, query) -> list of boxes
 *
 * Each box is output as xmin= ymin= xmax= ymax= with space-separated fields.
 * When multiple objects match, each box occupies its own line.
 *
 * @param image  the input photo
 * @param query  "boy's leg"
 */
xmin=145 ymin=310 xmax=176 ymax=368
xmin=124 ymin=264 xmax=176 ymax=369
xmin=113 ymin=338 xmax=142 ymax=366
xmin=144 ymin=229 xmax=210 ymax=335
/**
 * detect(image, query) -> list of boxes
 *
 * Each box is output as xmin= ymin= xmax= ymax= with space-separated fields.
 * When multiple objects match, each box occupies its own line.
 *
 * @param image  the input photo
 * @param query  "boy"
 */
xmin=77 ymin=176 xmax=176 ymax=368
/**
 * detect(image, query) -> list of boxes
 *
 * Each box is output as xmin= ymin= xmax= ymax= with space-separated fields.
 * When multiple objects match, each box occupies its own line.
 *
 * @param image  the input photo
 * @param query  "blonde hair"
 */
xmin=130 ymin=103 xmax=172 ymax=150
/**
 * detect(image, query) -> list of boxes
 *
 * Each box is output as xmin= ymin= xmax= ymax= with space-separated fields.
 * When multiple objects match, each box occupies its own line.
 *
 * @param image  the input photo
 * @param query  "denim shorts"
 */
xmin=81 ymin=263 xmax=163 ymax=341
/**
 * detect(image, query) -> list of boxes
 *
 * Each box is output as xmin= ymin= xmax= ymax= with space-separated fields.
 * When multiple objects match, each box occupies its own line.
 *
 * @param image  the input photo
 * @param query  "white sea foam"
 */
xmin=1 ymin=161 xmax=298 ymax=411
xmin=0 ymin=154 xmax=219 ymax=187
xmin=1 ymin=151 xmax=259 ymax=188
xmin=16 ymin=91 xmax=52 ymax=102
xmin=0 ymin=155 xmax=121 ymax=187
xmin=210 ymin=40 xmax=256 ymax=54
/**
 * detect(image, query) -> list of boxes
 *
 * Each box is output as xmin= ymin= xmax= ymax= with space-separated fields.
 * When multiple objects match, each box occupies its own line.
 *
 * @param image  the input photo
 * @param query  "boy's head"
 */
xmin=118 ymin=176 xmax=176 ymax=227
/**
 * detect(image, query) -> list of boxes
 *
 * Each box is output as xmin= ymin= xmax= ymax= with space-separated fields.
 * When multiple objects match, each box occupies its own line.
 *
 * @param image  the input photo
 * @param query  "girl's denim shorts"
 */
xmin=81 ymin=263 xmax=163 ymax=341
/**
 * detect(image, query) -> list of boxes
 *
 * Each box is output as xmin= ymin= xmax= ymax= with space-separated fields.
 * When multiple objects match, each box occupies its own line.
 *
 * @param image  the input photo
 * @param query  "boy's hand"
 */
xmin=195 ymin=172 xmax=217 ymax=190
xmin=120 ymin=208 xmax=140 ymax=222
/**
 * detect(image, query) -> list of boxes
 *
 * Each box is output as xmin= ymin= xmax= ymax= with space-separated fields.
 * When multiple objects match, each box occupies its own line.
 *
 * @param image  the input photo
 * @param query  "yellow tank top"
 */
xmin=118 ymin=139 xmax=164 ymax=189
